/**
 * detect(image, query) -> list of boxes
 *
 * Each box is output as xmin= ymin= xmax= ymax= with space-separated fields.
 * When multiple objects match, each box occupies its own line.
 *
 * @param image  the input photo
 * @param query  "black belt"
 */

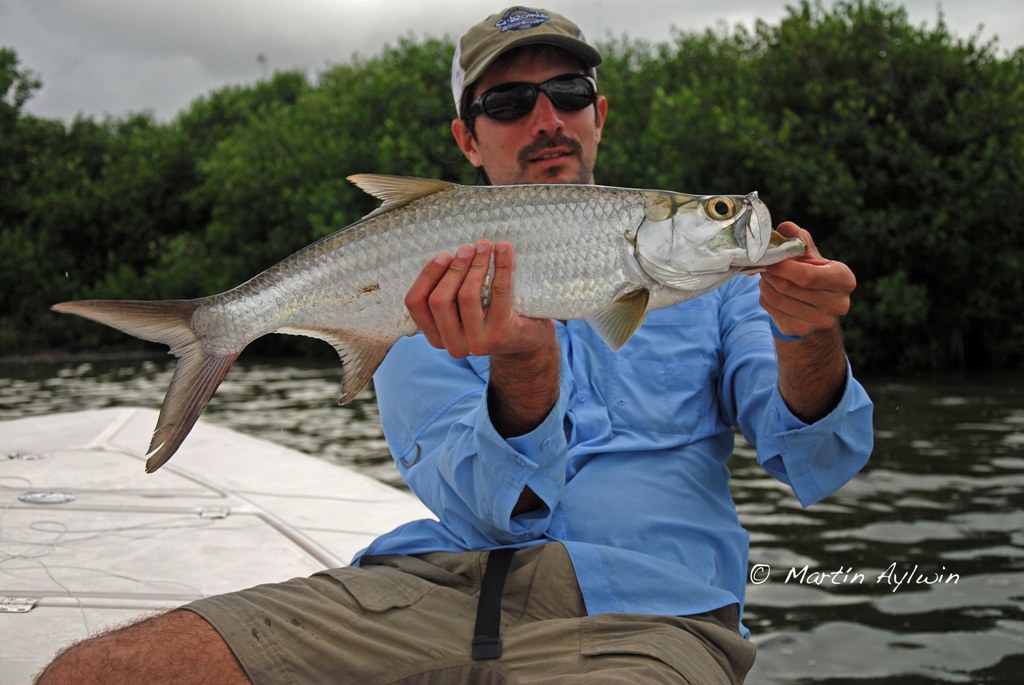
xmin=471 ymin=548 xmax=516 ymax=660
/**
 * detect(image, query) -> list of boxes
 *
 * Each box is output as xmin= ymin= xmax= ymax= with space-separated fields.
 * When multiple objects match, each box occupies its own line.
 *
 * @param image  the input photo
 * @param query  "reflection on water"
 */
xmin=1 ymin=357 xmax=1022 ymax=683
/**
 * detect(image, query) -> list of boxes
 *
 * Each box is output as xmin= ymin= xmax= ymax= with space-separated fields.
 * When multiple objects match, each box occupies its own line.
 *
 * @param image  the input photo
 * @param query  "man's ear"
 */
xmin=452 ymin=118 xmax=483 ymax=168
xmin=593 ymin=95 xmax=608 ymax=145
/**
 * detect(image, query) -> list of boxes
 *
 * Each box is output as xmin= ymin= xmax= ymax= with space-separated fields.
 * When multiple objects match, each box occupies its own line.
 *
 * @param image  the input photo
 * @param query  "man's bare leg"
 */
xmin=35 ymin=609 xmax=251 ymax=685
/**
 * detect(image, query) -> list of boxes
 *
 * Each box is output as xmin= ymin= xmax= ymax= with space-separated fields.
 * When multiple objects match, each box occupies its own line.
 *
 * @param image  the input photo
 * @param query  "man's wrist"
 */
xmin=488 ymin=336 xmax=561 ymax=437
xmin=769 ymin=318 xmax=816 ymax=342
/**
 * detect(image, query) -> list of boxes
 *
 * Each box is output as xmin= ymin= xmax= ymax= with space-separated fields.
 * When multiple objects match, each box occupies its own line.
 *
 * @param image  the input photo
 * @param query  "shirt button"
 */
xmin=540 ymin=438 xmax=552 ymax=450
xmin=577 ymin=392 xmax=589 ymax=403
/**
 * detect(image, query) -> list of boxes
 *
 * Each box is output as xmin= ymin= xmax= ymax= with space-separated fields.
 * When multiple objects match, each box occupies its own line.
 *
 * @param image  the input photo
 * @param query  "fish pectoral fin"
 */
xmin=347 ymin=174 xmax=457 ymax=213
xmin=586 ymin=288 xmax=650 ymax=351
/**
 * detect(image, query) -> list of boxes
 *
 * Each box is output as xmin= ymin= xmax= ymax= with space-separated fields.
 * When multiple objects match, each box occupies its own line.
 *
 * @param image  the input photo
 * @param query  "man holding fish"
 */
xmin=39 ymin=6 xmax=872 ymax=684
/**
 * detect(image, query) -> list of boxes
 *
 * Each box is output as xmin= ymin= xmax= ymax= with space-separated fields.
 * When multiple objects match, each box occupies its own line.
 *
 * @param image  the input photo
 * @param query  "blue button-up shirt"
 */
xmin=357 ymin=275 xmax=874 ymax=634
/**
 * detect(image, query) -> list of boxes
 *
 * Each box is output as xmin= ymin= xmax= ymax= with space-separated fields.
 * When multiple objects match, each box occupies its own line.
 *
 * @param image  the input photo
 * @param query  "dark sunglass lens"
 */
xmin=483 ymin=84 xmax=537 ymax=120
xmin=470 ymin=76 xmax=594 ymax=121
xmin=545 ymin=77 xmax=595 ymax=111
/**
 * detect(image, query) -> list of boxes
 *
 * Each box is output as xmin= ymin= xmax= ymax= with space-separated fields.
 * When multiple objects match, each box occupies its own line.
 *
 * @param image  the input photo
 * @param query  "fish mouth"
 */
xmin=737 ymin=232 xmax=807 ymax=272
xmin=768 ymin=229 xmax=789 ymax=246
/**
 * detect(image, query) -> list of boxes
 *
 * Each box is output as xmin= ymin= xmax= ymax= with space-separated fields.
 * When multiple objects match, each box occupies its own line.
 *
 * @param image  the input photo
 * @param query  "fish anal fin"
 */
xmin=586 ymin=288 xmax=650 ymax=351
xmin=280 ymin=326 xmax=394 ymax=404
xmin=347 ymin=174 xmax=457 ymax=213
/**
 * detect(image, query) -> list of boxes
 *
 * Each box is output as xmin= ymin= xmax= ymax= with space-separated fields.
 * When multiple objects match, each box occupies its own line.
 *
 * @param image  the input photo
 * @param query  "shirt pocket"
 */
xmin=606 ymin=302 xmax=719 ymax=437
xmin=608 ymin=357 xmax=709 ymax=437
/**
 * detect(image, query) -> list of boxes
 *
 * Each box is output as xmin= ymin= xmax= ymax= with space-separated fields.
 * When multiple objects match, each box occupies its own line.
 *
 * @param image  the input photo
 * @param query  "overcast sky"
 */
xmin=2 ymin=0 xmax=1021 ymax=122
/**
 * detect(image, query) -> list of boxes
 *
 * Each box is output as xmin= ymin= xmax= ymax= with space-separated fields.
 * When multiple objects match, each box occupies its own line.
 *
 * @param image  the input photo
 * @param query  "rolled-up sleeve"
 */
xmin=373 ymin=334 xmax=572 ymax=547
xmin=756 ymin=363 xmax=874 ymax=506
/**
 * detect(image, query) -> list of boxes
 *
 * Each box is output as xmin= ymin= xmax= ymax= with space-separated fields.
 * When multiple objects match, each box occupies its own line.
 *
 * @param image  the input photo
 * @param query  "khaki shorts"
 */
xmin=185 ymin=543 xmax=755 ymax=684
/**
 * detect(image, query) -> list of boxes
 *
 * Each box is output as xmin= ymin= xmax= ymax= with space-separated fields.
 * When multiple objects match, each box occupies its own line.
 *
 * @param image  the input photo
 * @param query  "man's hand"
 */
xmin=757 ymin=222 xmax=854 ymax=422
xmin=405 ymin=240 xmax=560 ymax=438
xmin=758 ymin=222 xmax=856 ymax=337
xmin=405 ymin=239 xmax=555 ymax=359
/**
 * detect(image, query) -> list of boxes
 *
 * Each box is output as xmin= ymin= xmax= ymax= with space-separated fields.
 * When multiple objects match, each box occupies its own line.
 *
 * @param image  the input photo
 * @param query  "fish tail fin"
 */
xmin=146 ymin=345 xmax=238 ymax=473
xmin=51 ymin=299 xmax=240 ymax=472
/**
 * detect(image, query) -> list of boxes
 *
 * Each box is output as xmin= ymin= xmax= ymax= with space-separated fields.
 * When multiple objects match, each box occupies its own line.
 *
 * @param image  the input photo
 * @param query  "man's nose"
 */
xmin=529 ymin=94 xmax=565 ymax=138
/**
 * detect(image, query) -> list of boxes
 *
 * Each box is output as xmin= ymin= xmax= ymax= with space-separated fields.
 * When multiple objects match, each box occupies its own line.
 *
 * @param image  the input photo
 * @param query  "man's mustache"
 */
xmin=518 ymin=135 xmax=583 ymax=167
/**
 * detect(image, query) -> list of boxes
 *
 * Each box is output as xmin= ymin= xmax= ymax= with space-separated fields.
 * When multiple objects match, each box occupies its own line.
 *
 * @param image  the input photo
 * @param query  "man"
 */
xmin=37 ymin=7 xmax=872 ymax=684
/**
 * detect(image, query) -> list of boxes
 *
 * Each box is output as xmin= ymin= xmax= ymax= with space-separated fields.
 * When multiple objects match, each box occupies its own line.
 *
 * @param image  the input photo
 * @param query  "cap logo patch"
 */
xmin=495 ymin=7 xmax=550 ymax=33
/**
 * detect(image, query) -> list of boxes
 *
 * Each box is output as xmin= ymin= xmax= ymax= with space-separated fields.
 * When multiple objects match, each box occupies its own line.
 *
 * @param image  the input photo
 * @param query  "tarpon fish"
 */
xmin=53 ymin=174 xmax=805 ymax=472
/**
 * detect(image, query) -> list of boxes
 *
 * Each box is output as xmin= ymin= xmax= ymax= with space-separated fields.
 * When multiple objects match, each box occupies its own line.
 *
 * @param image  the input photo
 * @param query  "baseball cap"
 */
xmin=452 ymin=6 xmax=603 ymax=117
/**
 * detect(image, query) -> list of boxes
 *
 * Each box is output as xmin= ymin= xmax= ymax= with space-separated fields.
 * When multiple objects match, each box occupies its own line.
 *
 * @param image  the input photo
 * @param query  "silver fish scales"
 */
xmin=52 ymin=174 xmax=805 ymax=472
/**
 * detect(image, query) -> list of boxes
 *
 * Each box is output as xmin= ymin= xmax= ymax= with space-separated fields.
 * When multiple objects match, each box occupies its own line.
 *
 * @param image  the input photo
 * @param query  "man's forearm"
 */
xmin=487 ymin=334 xmax=561 ymax=437
xmin=775 ymin=325 xmax=848 ymax=423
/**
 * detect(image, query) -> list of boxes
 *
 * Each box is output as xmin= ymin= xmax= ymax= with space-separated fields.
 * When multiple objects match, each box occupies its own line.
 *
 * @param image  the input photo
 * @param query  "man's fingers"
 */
xmin=760 ymin=272 xmax=852 ymax=331
xmin=458 ymin=241 xmax=493 ymax=343
xmin=405 ymin=252 xmax=453 ymax=347
xmin=762 ymin=258 xmax=857 ymax=302
xmin=487 ymin=241 xmax=515 ymax=323
xmin=426 ymin=244 xmax=477 ymax=356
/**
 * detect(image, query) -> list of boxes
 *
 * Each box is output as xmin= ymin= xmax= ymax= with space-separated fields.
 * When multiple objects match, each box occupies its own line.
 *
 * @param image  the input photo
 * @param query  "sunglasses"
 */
xmin=467 ymin=74 xmax=597 ymax=121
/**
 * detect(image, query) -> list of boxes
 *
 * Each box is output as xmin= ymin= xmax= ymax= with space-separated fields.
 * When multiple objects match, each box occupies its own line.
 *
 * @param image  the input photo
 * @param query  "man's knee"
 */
xmin=35 ymin=609 xmax=250 ymax=685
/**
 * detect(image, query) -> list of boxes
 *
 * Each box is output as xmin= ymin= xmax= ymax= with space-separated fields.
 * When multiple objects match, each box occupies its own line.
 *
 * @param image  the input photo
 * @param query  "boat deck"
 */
xmin=0 ymin=408 xmax=431 ymax=683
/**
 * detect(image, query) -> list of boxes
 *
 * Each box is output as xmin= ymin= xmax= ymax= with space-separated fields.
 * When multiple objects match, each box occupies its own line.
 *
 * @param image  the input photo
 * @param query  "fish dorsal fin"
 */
xmin=347 ymin=174 xmax=457 ymax=213
xmin=586 ymin=287 xmax=650 ymax=351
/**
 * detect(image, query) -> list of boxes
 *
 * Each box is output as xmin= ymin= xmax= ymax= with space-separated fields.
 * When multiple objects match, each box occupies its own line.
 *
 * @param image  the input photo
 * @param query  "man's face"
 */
xmin=452 ymin=49 xmax=608 ymax=185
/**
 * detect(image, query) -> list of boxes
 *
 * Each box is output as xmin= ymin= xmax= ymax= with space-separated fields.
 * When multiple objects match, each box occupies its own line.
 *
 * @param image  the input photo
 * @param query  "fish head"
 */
xmin=633 ymin=190 xmax=805 ymax=291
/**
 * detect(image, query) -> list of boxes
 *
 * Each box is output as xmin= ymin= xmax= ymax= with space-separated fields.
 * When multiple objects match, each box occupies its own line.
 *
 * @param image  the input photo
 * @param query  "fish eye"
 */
xmin=704 ymin=197 xmax=736 ymax=220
